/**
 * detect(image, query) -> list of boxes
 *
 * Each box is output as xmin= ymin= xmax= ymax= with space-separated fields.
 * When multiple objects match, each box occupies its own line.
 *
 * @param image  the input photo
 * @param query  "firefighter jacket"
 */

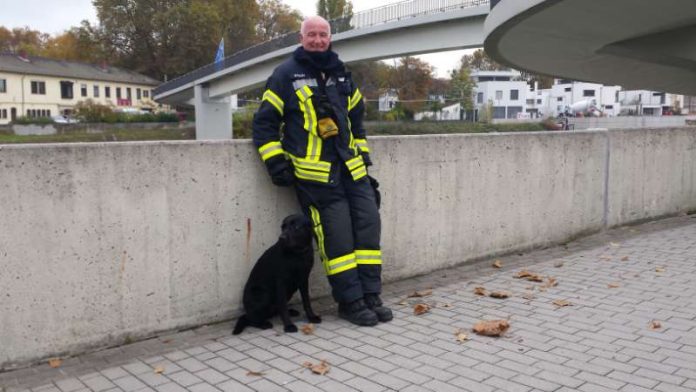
xmin=252 ymin=47 xmax=370 ymax=186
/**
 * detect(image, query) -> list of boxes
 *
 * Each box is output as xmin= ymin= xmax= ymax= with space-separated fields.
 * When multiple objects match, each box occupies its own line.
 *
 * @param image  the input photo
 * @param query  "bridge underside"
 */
xmin=485 ymin=0 xmax=696 ymax=95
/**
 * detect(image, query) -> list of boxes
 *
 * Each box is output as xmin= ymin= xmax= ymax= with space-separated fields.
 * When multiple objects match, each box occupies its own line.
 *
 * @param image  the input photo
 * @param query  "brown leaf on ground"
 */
xmin=655 ymin=267 xmax=665 ymax=273
xmin=493 ymin=260 xmax=503 ymax=268
xmin=552 ymin=299 xmax=572 ymax=307
xmin=303 ymin=360 xmax=330 ymax=375
xmin=545 ymin=277 xmax=558 ymax=287
xmin=554 ymin=261 xmax=564 ymax=268
xmin=522 ymin=292 xmax=535 ymax=300
xmin=472 ymin=320 xmax=510 ymax=337
xmin=48 ymin=358 xmax=62 ymax=368
xmin=153 ymin=366 xmax=165 ymax=374
xmin=599 ymin=255 xmax=613 ymax=261
xmin=621 ymin=256 xmax=629 ymax=261
xmin=489 ymin=291 xmax=510 ymax=299
xmin=413 ymin=303 xmax=431 ymax=315
xmin=608 ymin=282 xmax=620 ymax=288
xmin=408 ymin=289 xmax=433 ymax=298
xmin=454 ymin=329 xmax=470 ymax=343
xmin=649 ymin=320 xmax=662 ymax=330
xmin=474 ymin=287 xmax=487 ymax=296
xmin=247 ymin=371 xmax=265 ymax=377
xmin=514 ymin=270 xmax=544 ymax=282
xmin=301 ymin=324 xmax=315 ymax=335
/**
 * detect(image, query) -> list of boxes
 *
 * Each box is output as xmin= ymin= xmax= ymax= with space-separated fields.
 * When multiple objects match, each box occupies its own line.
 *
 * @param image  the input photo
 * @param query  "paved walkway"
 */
xmin=2 ymin=215 xmax=696 ymax=392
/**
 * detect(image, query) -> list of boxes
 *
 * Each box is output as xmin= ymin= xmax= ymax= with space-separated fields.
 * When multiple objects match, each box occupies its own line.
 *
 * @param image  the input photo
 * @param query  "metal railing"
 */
xmin=154 ymin=0 xmax=489 ymax=97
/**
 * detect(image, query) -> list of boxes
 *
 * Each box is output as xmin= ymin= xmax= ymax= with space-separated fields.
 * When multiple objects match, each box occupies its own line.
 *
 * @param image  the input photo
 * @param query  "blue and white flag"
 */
xmin=214 ymin=38 xmax=224 ymax=68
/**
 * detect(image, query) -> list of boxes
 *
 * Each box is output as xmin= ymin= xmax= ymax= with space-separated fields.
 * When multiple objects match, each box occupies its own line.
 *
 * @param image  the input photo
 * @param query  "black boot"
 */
xmin=338 ymin=298 xmax=378 ymax=326
xmin=364 ymin=293 xmax=393 ymax=322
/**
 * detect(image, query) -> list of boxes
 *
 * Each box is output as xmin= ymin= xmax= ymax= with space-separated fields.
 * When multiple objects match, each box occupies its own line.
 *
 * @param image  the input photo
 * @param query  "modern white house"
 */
xmin=0 ymin=53 xmax=162 ymax=125
xmin=471 ymin=70 xmax=528 ymax=120
xmin=542 ymin=80 xmax=622 ymax=117
xmin=618 ymin=90 xmax=684 ymax=116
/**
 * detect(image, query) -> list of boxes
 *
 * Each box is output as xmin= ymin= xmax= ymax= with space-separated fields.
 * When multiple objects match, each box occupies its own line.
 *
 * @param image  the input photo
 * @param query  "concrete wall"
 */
xmin=570 ymin=115 xmax=695 ymax=130
xmin=1 ymin=128 xmax=695 ymax=368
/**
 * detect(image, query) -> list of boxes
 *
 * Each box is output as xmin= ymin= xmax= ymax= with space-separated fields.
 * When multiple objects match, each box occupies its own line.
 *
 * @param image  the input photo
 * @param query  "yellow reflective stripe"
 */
xmin=309 ymin=206 xmax=328 ymax=272
xmin=296 ymin=90 xmax=317 ymax=135
xmin=327 ymin=253 xmax=357 ymax=275
xmin=346 ymin=156 xmax=364 ymax=170
xmin=354 ymin=138 xmax=370 ymax=153
xmin=258 ymin=141 xmax=284 ymax=161
xmin=293 ymin=159 xmax=331 ymax=172
xmin=348 ymin=88 xmax=363 ymax=111
xmin=294 ymin=167 xmax=330 ymax=183
xmin=307 ymin=132 xmax=321 ymax=161
xmin=350 ymin=167 xmax=367 ymax=181
xmin=355 ymin=249 xmax=382 ymax=265
xmin=262 ymin=90 xmax=284 ymax=115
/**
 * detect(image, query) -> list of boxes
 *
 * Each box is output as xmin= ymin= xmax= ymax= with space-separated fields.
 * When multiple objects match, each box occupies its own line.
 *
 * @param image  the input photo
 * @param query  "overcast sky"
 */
xmin=0 ymin=0 xmax=474 ymax=77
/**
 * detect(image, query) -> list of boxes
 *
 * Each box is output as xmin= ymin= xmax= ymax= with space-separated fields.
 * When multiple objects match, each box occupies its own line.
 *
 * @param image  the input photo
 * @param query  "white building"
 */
xmin=0 ymin=53 xmax=161 ymax=124
xmin=618 ymin=90 xmax=684 ymax=116
xmin=378 ymin=89 xmax=399 ymax=112
xmin=472 ymin=70 xmax=528 ymax=120
xmin=414 ymin=102 xmax=462 ymax=121
xmin=543 ymin=80 xmax=622 ymax=117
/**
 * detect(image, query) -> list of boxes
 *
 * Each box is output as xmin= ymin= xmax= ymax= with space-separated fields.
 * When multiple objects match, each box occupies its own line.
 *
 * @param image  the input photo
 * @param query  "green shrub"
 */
xmin=12 ymin=116 xmax=54 ymax=125
xmin=233 ymin=104 xmax=259 ymax=139
xmin=74 ymin=99 xmax=115 ymax=123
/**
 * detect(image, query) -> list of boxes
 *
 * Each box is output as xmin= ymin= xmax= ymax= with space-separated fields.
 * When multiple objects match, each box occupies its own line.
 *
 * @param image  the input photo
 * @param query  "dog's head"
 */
xmin=279 ymin=214 xmax=313 ymax=251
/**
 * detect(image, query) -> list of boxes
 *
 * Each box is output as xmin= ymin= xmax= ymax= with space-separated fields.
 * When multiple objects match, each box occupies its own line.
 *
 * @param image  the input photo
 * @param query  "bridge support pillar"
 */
xmin=194 ymin=84 xmax=232 ymax=140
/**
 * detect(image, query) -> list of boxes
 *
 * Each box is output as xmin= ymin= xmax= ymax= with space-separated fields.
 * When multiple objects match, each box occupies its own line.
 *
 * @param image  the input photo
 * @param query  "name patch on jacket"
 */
xmin=292 ymin=78 xmax=318 ymax=91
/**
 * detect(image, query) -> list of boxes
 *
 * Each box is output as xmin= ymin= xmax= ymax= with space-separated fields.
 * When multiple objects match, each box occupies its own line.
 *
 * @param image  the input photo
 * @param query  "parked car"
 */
xmin=52 ymin=115 xmax=80 ymax=124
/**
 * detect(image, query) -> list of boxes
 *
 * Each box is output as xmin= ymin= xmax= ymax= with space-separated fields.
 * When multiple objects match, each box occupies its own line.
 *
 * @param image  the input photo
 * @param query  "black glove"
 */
xmin=266 ymin=156 xmax=295 ymax=187
xmin=368 ymin=175 xmax=381 ymax=209
xmin=361 ymin=152 xmax=373 ymax=167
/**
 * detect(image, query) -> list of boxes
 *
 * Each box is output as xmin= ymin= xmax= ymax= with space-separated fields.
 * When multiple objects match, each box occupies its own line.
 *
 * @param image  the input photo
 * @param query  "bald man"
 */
xmin=252 ymin=16 xmax=391 ymax=327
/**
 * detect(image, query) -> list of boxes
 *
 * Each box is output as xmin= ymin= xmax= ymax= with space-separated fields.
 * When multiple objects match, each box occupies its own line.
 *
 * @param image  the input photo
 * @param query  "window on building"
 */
xmin=495 ymin=90 xmax=503 ymax=100
xmin=0 ymin=109 xmax=7 ymax=119
xmin=136 ymin=88 xmax=141 ymax=100
xmin=105 ymin=86 xmax=111 ymax=98
xmin=583 ymin=90 xmax=595 ymax=97
xmin=605 ymin=105 xmax=614 ymax=109
xmin=0 ymin=79 xmax=6 ymax=93
xmin=60 ymin=81 xmax=74 ymax=99
xmin=477 ymin=92 xmax=483 ymax=104
xmin=116 ymin=87 xmax=122 ymax=99
xmin=557 ymin=97 xmax=563 ymax=102
xmin=510 ymin=90 xmax=519 ymax=100
xmin=564 ymin=87 xmax=571 ymax=92
xmin=526 ymin=99 xmax=534 ymax=105
xmin=143 ymin=90 xmax=149 ymax=98
xmin=30 ymin=81 xmax=46 ymax=95
xmin=537 ymin=99 xmax=542 ymax=104
xmin=81 ymin=84 xmax=88 ymax=97
xmin=93 ymin=85 xmax=99 ymax=98
xmin=126 ymin=87 xmax=132 ymax=100
xmin=492 ymin=106 xmax=506 ymax=119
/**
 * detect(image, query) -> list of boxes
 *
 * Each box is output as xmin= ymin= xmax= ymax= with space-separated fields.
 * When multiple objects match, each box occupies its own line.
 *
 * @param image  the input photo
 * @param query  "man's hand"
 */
xmin=271 ymin=166 xmax=295 ymax=187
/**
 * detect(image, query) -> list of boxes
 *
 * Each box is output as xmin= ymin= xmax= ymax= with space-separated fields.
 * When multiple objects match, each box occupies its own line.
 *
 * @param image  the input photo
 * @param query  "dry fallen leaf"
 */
xmin=301 ymin=324 xmax=315 ymax=335
xmin=655 ymin=267 xmax=665 ymax=273
xmin=607 ymin=282 xmax=620 ymax=288
xmin=599 ymin=255 xmax=613 ymax=261
xmin=554 ymin=261 xmax=564 ymax=268
xmin=649 ymin=320 xmax=662 ymax=330
xmin=522 ymin=292 xmax=535 ymax=300
xmin=474 ymin=287 xmax=487 ymax=296
xmin=413 ymin=303 xmax=431 ymax=315
xmin=48 ymin=358 xmax=62 ymax=368
xmin=153 ymin=366 xmax=165 ymax=374
xmin=493 ymin=260 xmax=503 ymax=268
xmin=247 ymin=370 xmax=265 ymax=377
xmin=621 ymin=256 xmax=629 ymax=261
xmin=454 ymin=329 xmax=469 ymax=343
xmin=303 ymin=360 xmax=330 ymax=375
xmin=514 ymin=270 xmax=544 ymax=282
xmin=489 ymin=291 xmax=510 ymax=299
xmin=552 ymin=299 xmax=572 ymax=307
xmin=610 ymin=242 xmax=621 ymax=247
xmin=408 ymin=289 xmax=433 ymax=298
xmin=545 ymin=277 xmax=558 ymax=287
xmin=472 ymin=320 xmax=510 ymax=337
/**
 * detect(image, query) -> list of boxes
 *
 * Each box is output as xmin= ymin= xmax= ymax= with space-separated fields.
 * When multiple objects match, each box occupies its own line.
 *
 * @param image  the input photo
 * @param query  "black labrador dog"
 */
xmin=233 ymin=214 xmax=321 ymax=334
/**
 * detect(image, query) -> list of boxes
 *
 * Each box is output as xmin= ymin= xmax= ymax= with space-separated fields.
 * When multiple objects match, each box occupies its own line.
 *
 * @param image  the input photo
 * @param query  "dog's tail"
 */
xmin=232 ymin=314 xmax=249 ymax=335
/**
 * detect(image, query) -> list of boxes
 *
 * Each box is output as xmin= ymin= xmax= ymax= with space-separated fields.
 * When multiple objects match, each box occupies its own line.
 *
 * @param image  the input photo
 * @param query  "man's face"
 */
xmin=300 ymin=19 xmax=331 ymax=52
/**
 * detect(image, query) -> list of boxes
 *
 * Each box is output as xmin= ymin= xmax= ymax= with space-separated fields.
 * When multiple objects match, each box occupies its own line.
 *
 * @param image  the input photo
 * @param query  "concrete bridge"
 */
xmin=154 ymin=0 xmax=491 ymax=139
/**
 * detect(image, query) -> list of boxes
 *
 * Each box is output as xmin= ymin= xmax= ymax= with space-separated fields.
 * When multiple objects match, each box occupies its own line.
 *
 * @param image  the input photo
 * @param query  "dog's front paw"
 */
xmin=284 ymin=324 xmax=298 ymax=333
xmin=308 ymin=315 xmax=322 ymax=324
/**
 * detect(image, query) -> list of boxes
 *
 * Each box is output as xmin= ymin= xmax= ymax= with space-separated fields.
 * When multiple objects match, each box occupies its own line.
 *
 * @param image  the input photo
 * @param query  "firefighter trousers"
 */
xmin=295 ymin=170 xmax=382 ymax=304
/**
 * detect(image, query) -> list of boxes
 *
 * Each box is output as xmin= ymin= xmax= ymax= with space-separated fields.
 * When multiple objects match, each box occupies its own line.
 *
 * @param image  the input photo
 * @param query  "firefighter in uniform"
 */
xmin=252 ymin=16 xmax=392 ymax=326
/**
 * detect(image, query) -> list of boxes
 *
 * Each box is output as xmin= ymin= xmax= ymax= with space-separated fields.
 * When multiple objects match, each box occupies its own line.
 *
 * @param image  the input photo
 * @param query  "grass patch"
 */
xmin=0 ymin=128 xmax=195 ymax=144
